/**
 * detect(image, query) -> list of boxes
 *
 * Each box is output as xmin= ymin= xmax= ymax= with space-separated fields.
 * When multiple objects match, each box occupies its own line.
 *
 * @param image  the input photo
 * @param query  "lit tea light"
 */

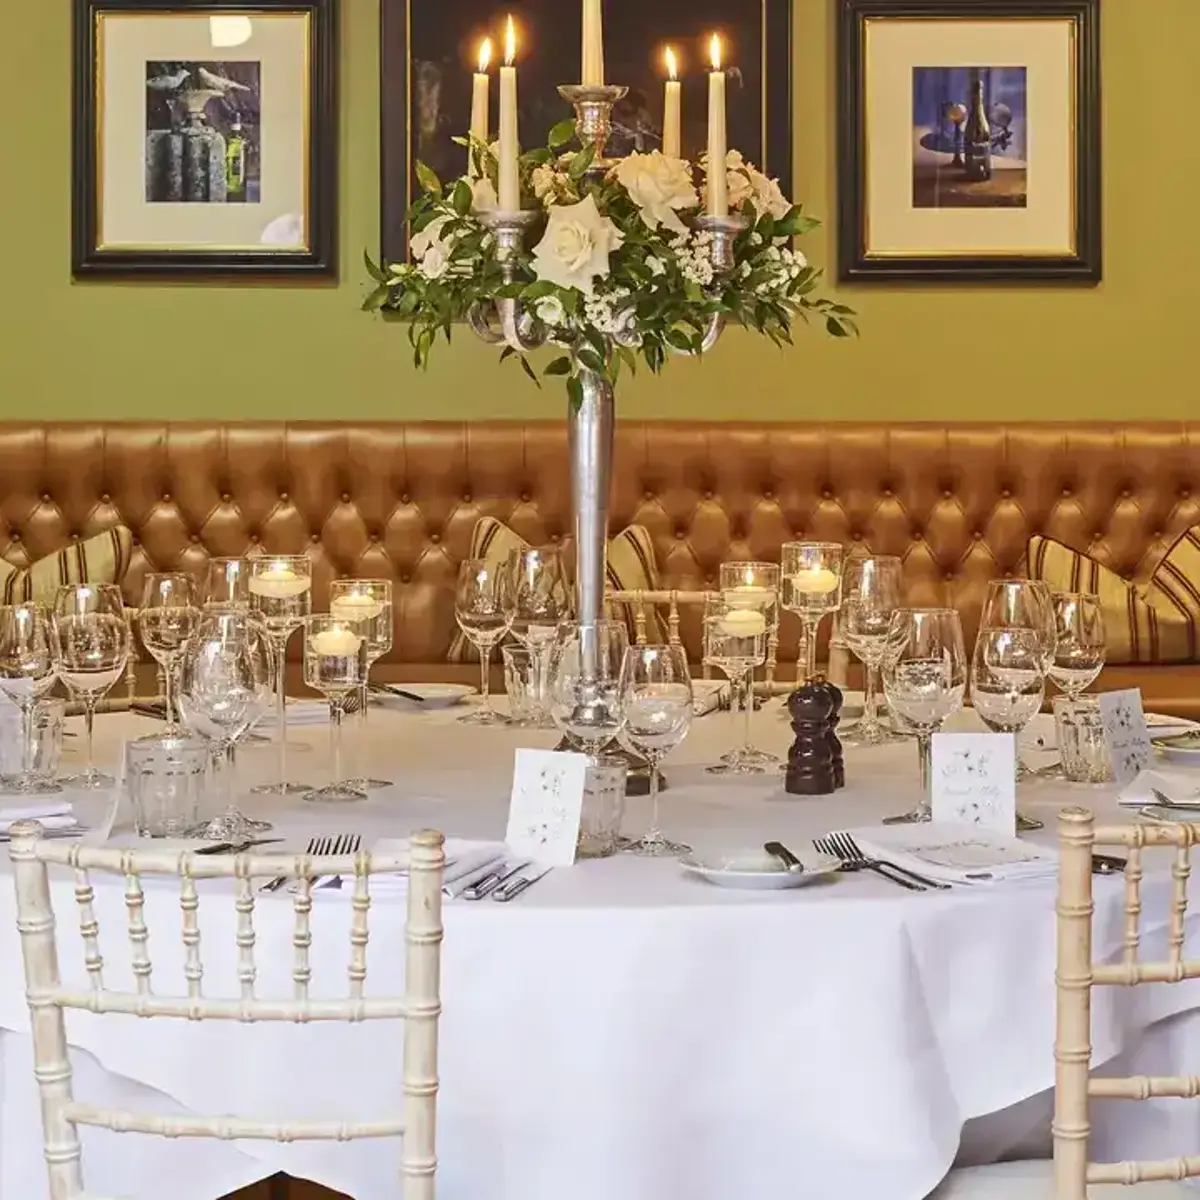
xmin=719 ymin=609 xmax=767 ymax=638
xmin=311 ymin=628 xmax=362 ymax=657
xmin=725 ymin=584 xmax=771 ymax=611
xmin=331 ymin=593 xmax=385 ymax=622
xmin=249 ymin=563 xmax=311 ymax=599
xmin=789 ymin=567 xmax=839 ymax=596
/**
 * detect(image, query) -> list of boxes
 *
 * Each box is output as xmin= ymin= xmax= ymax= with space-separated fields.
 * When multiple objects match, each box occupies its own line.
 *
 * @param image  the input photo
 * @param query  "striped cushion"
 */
xmin=447 ymin=517 xmax=664 ymax=662
xmin=1028 ymin=531 xmax=1200 ymax=664
xmin=0 ymin=527 xmax=135 ymax=605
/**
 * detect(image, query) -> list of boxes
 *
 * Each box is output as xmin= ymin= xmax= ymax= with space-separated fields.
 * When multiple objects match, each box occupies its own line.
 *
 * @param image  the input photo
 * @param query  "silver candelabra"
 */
xmin=466 ymin=83 xmax=747 ymax=647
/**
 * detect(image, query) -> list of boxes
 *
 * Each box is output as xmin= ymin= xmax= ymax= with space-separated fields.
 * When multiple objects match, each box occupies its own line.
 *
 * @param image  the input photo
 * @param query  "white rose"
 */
xmin=535 ymin=295 xmax=566 ymax=326
xmin=410 ymin=215 xmax=451 ymax=261
xmin=645 ymin=255 xmax=666 ymax=277
xmin=418 ymin=243 xmax=450 ymax=280
xmin=470 ymin=177 xmax=498 ymax=213
xmin=531 ymin=164 xmax=558 ymax=200
xmin=531 ymin=194 xmax=624 ymax=296
xmin=613 ymin=151 xmax=698 ymax=235
xmin=749 ymin=168 xmax=792 ymax=220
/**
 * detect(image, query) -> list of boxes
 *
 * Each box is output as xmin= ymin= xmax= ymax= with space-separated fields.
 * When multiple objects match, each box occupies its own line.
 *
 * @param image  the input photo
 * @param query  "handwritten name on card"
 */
xmin=505 ymin=749 xmax=588 ymax=867
xmin=931 ymin=732 xmax=1017 ymax=834
xmin=1099 ymin=689 xmax=1152 ymax=787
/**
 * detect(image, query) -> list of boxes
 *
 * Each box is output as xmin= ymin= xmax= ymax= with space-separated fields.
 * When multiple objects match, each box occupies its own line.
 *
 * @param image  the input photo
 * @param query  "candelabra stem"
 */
xmin=570 ymin=368 xmax=615 ymax=647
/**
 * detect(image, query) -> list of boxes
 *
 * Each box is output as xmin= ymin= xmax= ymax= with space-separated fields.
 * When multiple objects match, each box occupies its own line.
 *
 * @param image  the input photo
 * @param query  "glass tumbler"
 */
xmin=578 ymin=756 xmax=628 ymax=859
xmin=125 ymin=737 xmax=209 ymax=838
xmin=502 ymin=644 xmax=536 ymax=725
xmin=0 ymin=699 xmax=64 ymax=787
xmin=1052 ymin=695 xmax=1113 ymax=784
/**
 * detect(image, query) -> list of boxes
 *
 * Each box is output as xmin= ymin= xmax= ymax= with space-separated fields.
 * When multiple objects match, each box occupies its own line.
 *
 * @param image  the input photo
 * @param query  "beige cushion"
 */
xmin=930 ymin=1159 xmax=1195 ymax=1197
xmin=1028 ymin=530 xmax=1200 ymax=664
xmin=0 ymin=527 xmax=134 ymax=604
xmin=447 ymin=517 xmax=664 ymax=662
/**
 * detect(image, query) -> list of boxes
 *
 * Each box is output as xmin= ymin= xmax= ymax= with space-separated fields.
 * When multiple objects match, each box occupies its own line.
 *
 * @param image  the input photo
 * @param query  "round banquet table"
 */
xmin=1 ymin=699 xmax=1200 ymax=1200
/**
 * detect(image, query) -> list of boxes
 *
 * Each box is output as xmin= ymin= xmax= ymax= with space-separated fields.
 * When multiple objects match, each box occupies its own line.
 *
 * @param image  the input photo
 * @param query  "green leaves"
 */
xmin=567 ymin=144 xmax=596 ymax=181
xmin=415 ymin=161 xmax=442 ymax=196
xmin=451 ymin=179 xmax=472 ymax=215
xmin=544 ymin=356 xmax=573 ymax=376
xmin=548 ymin=118 xmax=578 ymax=149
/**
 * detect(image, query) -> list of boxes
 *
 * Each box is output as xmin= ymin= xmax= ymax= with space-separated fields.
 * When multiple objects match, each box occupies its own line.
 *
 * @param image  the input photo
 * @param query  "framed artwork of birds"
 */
xmin=72 ymin=0 xmax=337 ymax=277
xmin=378 ymin=0 xmax=793 ymax=264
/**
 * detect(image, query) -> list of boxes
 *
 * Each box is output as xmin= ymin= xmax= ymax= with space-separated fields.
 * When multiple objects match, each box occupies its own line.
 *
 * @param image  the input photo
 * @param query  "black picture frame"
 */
xmin=380 ymin=0 xmax=793 ymax=265
xmin=836 ymin=0 xmax=1101 ymax=284
xmin=72 ymin=0 xmax=338 ymax=278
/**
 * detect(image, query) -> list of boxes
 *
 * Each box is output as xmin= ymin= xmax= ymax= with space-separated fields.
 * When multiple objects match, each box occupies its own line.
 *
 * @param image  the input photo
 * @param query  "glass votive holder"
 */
xmin=0 ymin=699 xmax=65 ymax=783
xmin=1053 ymin=695 xmax=1113 ymax=784
xmin=125 ymin=736 xmax=209 ymax=838
xmin=578 ymin=756 xmax=628 ymax=859
xmin=502 ymin=645 xmax=535 ymax=726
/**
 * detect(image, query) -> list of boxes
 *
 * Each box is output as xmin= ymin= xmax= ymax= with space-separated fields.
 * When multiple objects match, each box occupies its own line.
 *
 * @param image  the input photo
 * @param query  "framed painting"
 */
xmin=72 ymin=0 xmax=337 ymax=278
xmin=837 ymin=0 xmax=1101 ymax=283
xmin=379 ymin=0 xmax=793 ymax=264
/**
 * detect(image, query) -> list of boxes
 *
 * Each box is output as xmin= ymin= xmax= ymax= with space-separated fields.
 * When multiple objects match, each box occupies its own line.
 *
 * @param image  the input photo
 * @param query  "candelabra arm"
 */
xmin=467 ymin=300 xmax=506 ymax=345
xmin=469 ymin=208 xmax=549 ymax=353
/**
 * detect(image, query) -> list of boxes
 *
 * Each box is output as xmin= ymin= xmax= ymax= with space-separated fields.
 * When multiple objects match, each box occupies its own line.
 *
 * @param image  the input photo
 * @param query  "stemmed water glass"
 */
xmin=454 ymin=558 xmax=514 ymax=726
xmin=703 ymin=594 xmax=769 ymax=776
xmin=1048 ymin=592 xmax=1106 ymax=698
xmin=248 ymin=555 xmax=313 ymax=795
xmin=547 ymin=619 xmax=629 ymax=757
xmin=881 ymin=608 xmax=967 ymax=825
xmin=972 ymin=626 xmax=1046 ymax=749
xmin=841 ymin=556 xmax=905 ymax=745
xmin=0 ymin=604 xmax=61 ymax=795
xmin=302 ymin=615 xmax=369 ymax=803
xmin=53 ymin=584 xmax=131 ymax=790
xmin=204 ymin=558 xmax=251 ymax=609
xmin=507 ymin=547 xmax=571 ymax=728
xmin=781 ymin=542 xmax=845 ymax=683
xmin=717 ymin=561 xmax=780 ymax=767
xmin=330 ymin=579 xmax=394 ymax=790
xmin=178 ymin=610 xmax=273 ymax=813
xmin=618 ymin=644 xmax=694 ymax=857
xmin=138 ymin=573 xmax=200 ymax=736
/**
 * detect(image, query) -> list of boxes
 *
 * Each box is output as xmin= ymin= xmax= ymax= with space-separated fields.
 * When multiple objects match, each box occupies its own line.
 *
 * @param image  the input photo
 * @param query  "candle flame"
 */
xmin=478 ymin=38 xmax=492 ymax=73
xmin=665 ymin=46 xmax=678 ymax=81
xmin=710 ymin=33 xmax=721 ymax=71
xmin=504 ymin=15 xmax=516 ymax=65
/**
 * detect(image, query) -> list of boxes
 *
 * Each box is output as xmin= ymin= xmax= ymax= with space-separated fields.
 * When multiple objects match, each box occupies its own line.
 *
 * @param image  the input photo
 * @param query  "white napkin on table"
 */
xmin=1119 ymin=768 xmax=1200 ymax=808
xmin=257 ymin=700 xmax=330 ymax=729
xmin=845 ymin=822 xmax=1058 ymax=885
xmin=692 ymin=680 xmax=729 ymax=717
xmin=315 ymin=839 xmax=507 ymax=899
xmin=0 ymin=801 xmax=80 ymax=836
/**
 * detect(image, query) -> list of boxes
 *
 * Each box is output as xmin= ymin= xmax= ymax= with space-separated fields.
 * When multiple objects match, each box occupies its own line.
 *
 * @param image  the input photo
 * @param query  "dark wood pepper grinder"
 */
xmin=785 ymin=681 xmax=837 ymax=796
xmin=818 ymin=678 xmax=846 ymax=789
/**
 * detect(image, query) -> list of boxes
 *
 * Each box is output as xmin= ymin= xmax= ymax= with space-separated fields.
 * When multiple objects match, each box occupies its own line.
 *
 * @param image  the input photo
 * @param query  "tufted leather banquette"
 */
xmin=2 ymin=421 xmax=1198 ymax=713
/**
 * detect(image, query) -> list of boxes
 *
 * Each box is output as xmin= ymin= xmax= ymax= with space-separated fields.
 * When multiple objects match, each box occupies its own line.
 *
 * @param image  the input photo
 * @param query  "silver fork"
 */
xmin=261 ymin=834 xmax=327 ymax=893
xmin=814 ymin=832 xmax=940 ymax=892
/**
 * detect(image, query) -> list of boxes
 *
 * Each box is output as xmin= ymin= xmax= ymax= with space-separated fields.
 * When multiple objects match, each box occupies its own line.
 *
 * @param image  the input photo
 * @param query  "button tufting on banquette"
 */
xmin=1 ymin=422 xmax=1198 ymax=706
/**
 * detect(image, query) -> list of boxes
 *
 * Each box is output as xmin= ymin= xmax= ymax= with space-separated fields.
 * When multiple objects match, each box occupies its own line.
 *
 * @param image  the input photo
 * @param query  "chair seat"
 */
xmin=930 ymin=1159 xmax=1196 ymax=1198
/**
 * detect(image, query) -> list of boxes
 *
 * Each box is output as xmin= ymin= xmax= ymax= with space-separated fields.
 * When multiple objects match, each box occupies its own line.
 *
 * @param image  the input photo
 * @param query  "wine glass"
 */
xmin=547 ymin=620 xmax=629 ymax=757
xmin=881 ymin=608 xmax=967 ymax=825
xmin=248 ymin=555 xmax=313 ymax=795
xmin=507 ymin=547 xmax=571 ymax=728
xmin=972 ymin=626 xmax=1047 ymax=763
xmin=454 ymin=558 xmax=514 ymax=726
xmin=203 ymin=557 xmax=251 ymax=610
xmin=980 ymin=579 xmax=1056 ymax=670
xmin=53 ymin=584 xmax=131 ymax=789
xmin=717 ymin=561 xmax=780 ymax=767
xmin=330 ymin=579 xmax=394 ymax=789
xmin=841 ymin=556 xmax=905 ymax=745
xmin=302 ymin=615 xmax=369 ymax=803
xmin=781 ymin=542 xmax=844 ymax=683
xmin=618 ymin=644 xmax=694 ymax=857
xmin=138 ymin=573 xmax=200 ymax=736
xmin=178 ymin=610 xmax=273 ymax=813
xmin=703 ymin=594 xmax=768 ymax=776
xmin=0 ymin=604 xmax=61 ymax=795
xmin=1048 ymin=592 xmax=1106 ymax=699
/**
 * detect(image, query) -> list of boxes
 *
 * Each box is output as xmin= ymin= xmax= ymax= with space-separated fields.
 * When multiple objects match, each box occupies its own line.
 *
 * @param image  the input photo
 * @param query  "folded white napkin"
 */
xmin=0 ymin=801 xmax=79 ymax=835
xmin=692 ymin=680 xmax=729 ymax=717
xmin=845 ymin=822 xmax=1058 ymax=885
xmin=257 ymin=700 xmax=330 ymax=729
xmin=315 ymin=839 xmax=507 ymax=898
xmin=1119 ymin=768 xmax=1200 ymax=808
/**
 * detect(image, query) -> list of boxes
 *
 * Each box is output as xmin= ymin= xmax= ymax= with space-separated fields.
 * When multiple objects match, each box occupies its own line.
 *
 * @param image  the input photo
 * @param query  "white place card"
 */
xmin=1099 ymin=689 xmax=1152 ymax=787
xmin=504 ymin=749 xmax=588 ymax=867
xmin=931 ymin=732 xmax=1017 ymax=834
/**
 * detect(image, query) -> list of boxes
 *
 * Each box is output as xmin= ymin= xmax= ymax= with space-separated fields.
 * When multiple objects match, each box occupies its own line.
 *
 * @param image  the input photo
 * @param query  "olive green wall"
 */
xmin=1 ymin=0 xmax=1191 ymax=421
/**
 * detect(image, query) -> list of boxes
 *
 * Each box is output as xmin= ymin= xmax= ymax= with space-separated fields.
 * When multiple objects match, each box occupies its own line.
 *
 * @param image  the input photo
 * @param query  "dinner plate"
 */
xmin=680 ymin=849 xmax=842 ymax=891
xmin=1147 ymin=713 xmax=1200 ymax=731
xmin=374 ymin=683 xmax=477 ymax=710
xmin=1151 ymin=730 xmax=1200 ymax=765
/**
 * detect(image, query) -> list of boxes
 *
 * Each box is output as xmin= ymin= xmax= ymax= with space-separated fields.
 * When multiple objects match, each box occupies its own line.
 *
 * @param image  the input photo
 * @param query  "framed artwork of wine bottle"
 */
xmin=836 ymin=0 xmax=1101 ymax=283
xmin=378 ymin=0 xmax=793 ymax=264
xmin=71 ymin=0 xmax=337 ymax=278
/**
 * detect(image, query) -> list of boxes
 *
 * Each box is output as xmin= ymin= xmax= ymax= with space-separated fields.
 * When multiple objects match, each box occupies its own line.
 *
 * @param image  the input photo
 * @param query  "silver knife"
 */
xmin=493 ymin=865 xmax=552 ymax=902
xmin=462 ymin=858 xmax=531 ymax=901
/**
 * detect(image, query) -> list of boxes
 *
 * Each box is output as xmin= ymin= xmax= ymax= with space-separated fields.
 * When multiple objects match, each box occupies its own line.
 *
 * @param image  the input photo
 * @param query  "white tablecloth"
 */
xmin=2 ymin=702 xmax=1200 ymax=1200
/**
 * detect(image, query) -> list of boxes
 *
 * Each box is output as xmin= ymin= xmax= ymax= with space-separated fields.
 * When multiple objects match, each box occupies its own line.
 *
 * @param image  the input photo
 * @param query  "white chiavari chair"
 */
xmin=9 ymin=823 xmax=445 ymax=1200
xmin=932 ymin=808 xmax=1197 ymax=1198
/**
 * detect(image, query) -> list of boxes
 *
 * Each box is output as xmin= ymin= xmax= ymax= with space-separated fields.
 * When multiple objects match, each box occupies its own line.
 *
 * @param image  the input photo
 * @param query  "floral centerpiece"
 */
xmin=365 ymin=125 xmax=855 ymax=402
